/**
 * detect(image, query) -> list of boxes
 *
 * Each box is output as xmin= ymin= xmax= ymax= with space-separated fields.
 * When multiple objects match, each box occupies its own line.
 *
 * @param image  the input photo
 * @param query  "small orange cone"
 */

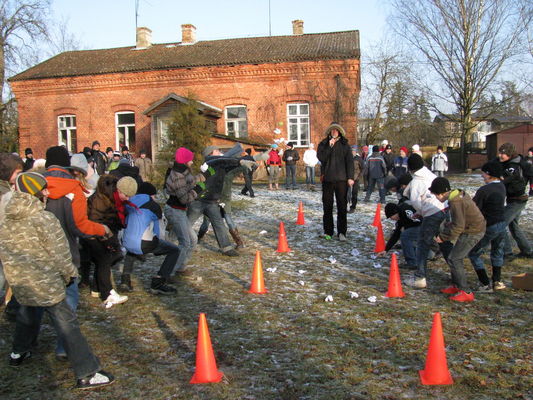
xmin=374 ymin=224 xmax=386 ymax=253
xmin=372 ymin=203 xmax=382 ymax=227
xmin=296 ymin=201 xmax=305 ymax=225
xmin=385 ymin=253 xmax=405 ymax=298
xmin=276 ymin=222 xmax=291 ymax=252
xmin=419 ymin=312 xmax=454 ymax=385
xmin=248 ymin=251 xmax=268 ymax=294
xmin=190 ymin=313 xmax=224 ymax=384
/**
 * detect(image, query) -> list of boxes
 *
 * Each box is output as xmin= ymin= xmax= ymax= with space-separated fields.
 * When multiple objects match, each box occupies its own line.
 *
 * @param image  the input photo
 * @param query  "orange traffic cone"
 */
xmin=385 ymin=253 xmax=405 ymax=298
xmin=248 ymin=251 xmax=268 ymax=294
xmin=190 ymin=313 xmax=224 ymax=384
xmin=419 ymin=312 xmax=454 ymax=385
xmin=374 ymin=224 xmax=386 ymax=253
xmin=372 ymin=203 xmax=382 ymax=227
xmin=296 ymin=201 xmax=305 ymax=225
xmin=276 ymin=222 xmax=291 ymax=252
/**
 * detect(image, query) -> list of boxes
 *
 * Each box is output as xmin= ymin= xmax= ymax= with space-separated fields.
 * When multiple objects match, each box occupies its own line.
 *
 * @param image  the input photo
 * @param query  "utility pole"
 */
xmin=135 ymin=0 xmax=140 ymax=30
xmin=268 ymin=0 xmax=272 ymax=36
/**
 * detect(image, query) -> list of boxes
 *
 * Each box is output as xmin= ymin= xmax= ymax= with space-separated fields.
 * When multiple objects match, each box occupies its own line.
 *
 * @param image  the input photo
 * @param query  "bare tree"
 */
xmin=388 ymin=0 xmax=530 ymax=170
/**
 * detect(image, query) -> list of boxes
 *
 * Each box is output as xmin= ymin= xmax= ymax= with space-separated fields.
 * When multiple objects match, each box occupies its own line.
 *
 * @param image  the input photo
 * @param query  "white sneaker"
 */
xmin=103 ymin=289 xmax=128 ymax=308
xmin=405 ymin=276 xmax=427 ymax=288
xmin=476 ymin=284 xmax=493 ymax=293
xmin=493 ymin=281 xmax=506 ymax=290
xmin=338 ymin=233 xmax=347 ymax=242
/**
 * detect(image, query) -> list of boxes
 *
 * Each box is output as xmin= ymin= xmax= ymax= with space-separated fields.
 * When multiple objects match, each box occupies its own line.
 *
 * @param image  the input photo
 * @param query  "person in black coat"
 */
xmin=317 ymin=122 xmax=354 ymax=241
xmin=240 ymin=148 xmax=256 ymax=197
xmin=109 ymin=159 xmax=143 ymax=188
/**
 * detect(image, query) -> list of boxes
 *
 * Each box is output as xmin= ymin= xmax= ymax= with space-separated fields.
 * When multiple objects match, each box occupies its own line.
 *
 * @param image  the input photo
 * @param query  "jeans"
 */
xmin=305 ymin=166 xmax=315 ymax=185
xmin=468 ymin=221 xmax=506 ymax=271
xmin=503 ymin=201 xmax=532 ymax=255
xmin=56 ymin=279 xmax=79 ymax=356
xmin=164 ymin=205 xmax=197 ymax=271
xmin=285 ymin=165 xmax=297 ymax=188
xmin=187 ymin=200 xmax=233 ymax=253
xmin=348 ymin=180 xmax=360 ymax=209
xmin=415 ymin=210 xmax=448 ymax=278
xmin=447 ymin=232 xmax=484 ymax=290
xmin=13 ymin=299 xmax=101 ymax=379
xmin=364 ymin=177 xmax=385 ymax=203
xmin=241 ymin=169 xmax=254 ymax=196
xmin=124 ymin=239 xmax=180 ymax=278
xmin=268 ymin=165 xmax=280 ymax=185
xmin=0 ymin=260 xmax=5 ymax=297
xmin=322 ymin=181 xmax=349 ymax=236
xmin=401 ymin=226 xmax=420 ymax=266
xmin=434 ymin=171 xmax=445 ymax=177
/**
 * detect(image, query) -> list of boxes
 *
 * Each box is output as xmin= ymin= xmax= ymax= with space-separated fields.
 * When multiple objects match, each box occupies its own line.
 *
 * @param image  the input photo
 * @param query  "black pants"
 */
xmin=80 ymin=238 xmax=116 ymax=300
xmin=348 ymin=180 xmax=360 ymax=209
xmin=322 ymin=181 xmax=348 ymax=236
xmin=241 ymin=170 xmax=254 ymax=197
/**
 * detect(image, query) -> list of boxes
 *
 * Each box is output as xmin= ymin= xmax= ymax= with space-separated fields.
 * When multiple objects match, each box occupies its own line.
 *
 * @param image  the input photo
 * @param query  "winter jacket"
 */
xmin=352 ymin=154 xmax=364 ymax=181
xmin=403 ymin=166 xmax=445 ymax=217
xmin=87 ymin=175 xmax=123 ymax=233
xmin=317 ymin=123 xmax=354 ymax=182
xmin=200 ymin=156 xmax=242 ymax=202
xmin=385 ymin=202 xmax=421 ymax=251
xmin=393 ymin=156 xmax=408 ymax=178
xmin=123 ymin=194 xmax=162 ymax=255
xmin=439 ymin=190 xmax=486 ymax=242
xmin=109 ymin=163 xmax=143 ymax=187
xmin=165 ymin=162 xmax=199 ymax=210
xmin=303 ymin=149 xmax=319 ymax=168
xmin=498 ymin=155 xmax=532 ymax=202
xmin=107 ymin=160 xmax=120 ymax=171
xmin=267 ymin=150 xmax=282 ymax=166
xmin=364 ymin=152 xmax=387 ymax=179
xmin=473 ymin=181 xmax=506 ymax=227
xmin=431 ymin=153 xmax=448 ymax=172
xmin=135 ymin=157 xmax=154 ymax=182
xmin=22 ymin=157 xmax=35 ymax=172
xmin=0 ymin=191 xmax=77 ymax=307
xmin=382 ymin=151 xmax=395 ymax=173
xmin=0 ymin=179 xmax=13 ymax=224
xmin=92 ymin=150 xmax=108 ymax=176
xmin=282 ymin=148 xmax=300 ymax=166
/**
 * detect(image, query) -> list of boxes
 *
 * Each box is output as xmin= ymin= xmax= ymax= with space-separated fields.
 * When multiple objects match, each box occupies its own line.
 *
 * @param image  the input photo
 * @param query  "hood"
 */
xmin=448 ymin=189 xmax=466 ymax=203
xmin=43 ymin=167 xmax=81 ymax=199
xmin=128 ymin=194 xmax=150 ymax=209
xmin=413 ymin=166 xmax=435 ymax=180
xmin=324 ymin=123 xmax=347 ymax=138
xmin=4 ymin=191 xmax=43 ymax=220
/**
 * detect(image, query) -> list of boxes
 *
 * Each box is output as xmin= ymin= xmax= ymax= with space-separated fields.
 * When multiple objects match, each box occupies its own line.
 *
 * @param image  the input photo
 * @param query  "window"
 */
xmin=225 ymin=106 xmax=248 ymax=138
xmin=287 ymin=103 xmax=309 ymax=147
xmin=116 ymin=112 xmax=136 ymax=151
xmin=57 ymin=115 xmax=77 ymax=153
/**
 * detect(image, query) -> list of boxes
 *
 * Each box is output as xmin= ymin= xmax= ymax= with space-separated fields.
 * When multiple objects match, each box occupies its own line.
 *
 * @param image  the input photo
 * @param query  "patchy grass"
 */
xmin=1 ymin=174 xmax=532 ymax=400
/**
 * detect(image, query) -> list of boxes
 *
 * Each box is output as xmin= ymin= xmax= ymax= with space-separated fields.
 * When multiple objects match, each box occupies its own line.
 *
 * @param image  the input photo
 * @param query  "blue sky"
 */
xmin=52 ymin=0 xmax=388 ymax=50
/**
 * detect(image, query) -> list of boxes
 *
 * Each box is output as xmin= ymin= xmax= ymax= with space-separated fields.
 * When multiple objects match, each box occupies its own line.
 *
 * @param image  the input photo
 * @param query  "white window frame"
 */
xmin=57 ymin=115 xmax=77 ymax=153
xmin=225 ymin=105 xmax=248 ymax=138
xmin=287 ymin=103 xmax=310 ymax=147
xmin=115 ymin=111 xmax=136 ymax=150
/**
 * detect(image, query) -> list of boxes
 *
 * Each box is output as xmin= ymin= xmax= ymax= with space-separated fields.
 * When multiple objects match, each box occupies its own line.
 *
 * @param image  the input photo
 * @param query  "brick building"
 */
xmin=9 ymin=21 xmax=360 ymax=161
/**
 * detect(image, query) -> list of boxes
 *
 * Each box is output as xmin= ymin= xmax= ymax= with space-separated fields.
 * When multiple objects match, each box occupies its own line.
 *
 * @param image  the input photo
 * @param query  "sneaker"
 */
xmin=449 ymin=290 xmax=475 ymax=302
xmin=222 ymin=249 xmax=239 ymax=257
xmin=90 ymin=291 xmax=101 ymax=298
xmin=56 ymin=353 xmax=68 ymax=362
xmin=493 ymin=281 xmax=506 ymax=290
xmin=150 ymin=277 xmax=177 ymax=295
xmin=476 ymin=284 xmax=493 ymax=293
xmin=9 ymin=351 xmax=31 ymax=367
xmin=324 ymin=235 xmax=332 ymax=240
xmin=405 ymin=276 xmax=427 ymax=288
xmin=338 ymin=233 xmax=347 ymax=242
xmin=399 ymin=263 xmax=417 ymax=270
xmin=76 ymin=370 xmax=115 ymax=390
xmin=440 ymin=286 xmax=460 ymax=294
xmin=347 ymin=208 xmax=356 ymax=214
xmin=103 ymin=290 xmax=128 ymax=308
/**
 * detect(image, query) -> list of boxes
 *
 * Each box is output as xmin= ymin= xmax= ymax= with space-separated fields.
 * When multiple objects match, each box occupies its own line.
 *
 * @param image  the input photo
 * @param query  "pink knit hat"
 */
xmin=175 ymin=147 xmax=194 ymax=164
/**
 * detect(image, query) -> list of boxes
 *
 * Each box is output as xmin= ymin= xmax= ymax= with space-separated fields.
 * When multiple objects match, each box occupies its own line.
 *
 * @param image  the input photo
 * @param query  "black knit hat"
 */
xmin=25 ymin=148 xmax=33 ymax=156
xmin=92 ymin=140 xmax=100 ymax=147
xmin=385 ymin=203 xmax=399 ymax=218
xmin=407 ymin=154 xmax=424 ymax=171
xmin=428 ymin=177 xmax=451 ymax=194
xmin=372 ymin=145 xmax=380 ymax=153
xmin=138 ymin=182 xmax=157 ymax=196
xmin=498 ymin=142 xmax=516 ymax=157
xmin=122 ymin=145 xmax=129 ymax=152
xmin=45 ymin=146 xmax=70 ymax=168
xmin=0 ymin=153 xmax=24 ymax=181
xmin=287 ymin=142 xmax=295 ymax=148
xmin=481 ymin=161 xmax=503 ymax=179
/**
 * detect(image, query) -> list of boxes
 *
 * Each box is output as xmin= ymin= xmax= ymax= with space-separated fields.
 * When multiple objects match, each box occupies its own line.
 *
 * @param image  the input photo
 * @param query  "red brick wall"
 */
xmin=12 ymin=59 xmax=360 ymax=159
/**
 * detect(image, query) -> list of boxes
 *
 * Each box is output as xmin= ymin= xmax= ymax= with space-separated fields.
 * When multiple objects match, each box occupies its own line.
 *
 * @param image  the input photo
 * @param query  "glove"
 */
xmin=200 ymin=162 xmax=208 ymax=173
xmin=240 ymin=159 xmax=257 ymax=171
xmin=219 ymin=202 xmax=226 ymax=208
xmin=287 ymin=156 xmax=293 ymax=161
xmin=193 ymin=181 xmax=206 ymax=195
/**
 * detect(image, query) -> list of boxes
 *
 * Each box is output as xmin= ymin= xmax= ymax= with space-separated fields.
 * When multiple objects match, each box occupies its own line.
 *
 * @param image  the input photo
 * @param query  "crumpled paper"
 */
xmin=328 ymin=256 xmax=337 ymax=264
xmin=373 ymin=262 xmax=382 ymax=269
xmin=351 ymin=249 xmax=360 ymax=257
xmin=298 ymin=280 xmax=305 ymax=286
xmin=368 ymin=296 xmax=377 ymax=303
xmin=325 ymin=295 xmax=333 ymax=302
xmin=259 ymin=230 xmax=267 ymax=235
xmin=298 ymin=270 xmax=307 ymax=274
xmin=349 ymin=291 xmax=359 ymax=299
xmin=266 ymin=267 xmax=277 ymax=273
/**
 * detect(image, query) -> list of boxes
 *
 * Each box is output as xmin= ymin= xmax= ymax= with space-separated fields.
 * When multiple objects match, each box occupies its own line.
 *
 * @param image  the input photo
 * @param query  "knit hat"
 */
xmin=362 ymin=145 xmax=369 ymax=152
xmin=92 ymin=140 xmax=100 ymax=147
xmin=381 ymin=140 xmax=389 ymax=146
xmin=45 ymin=146 xmax=70 ymax=168
xmin=138 ymin=182 xmax=157 ymax=196
xmin=385 ymin=144 xmax=392 ymax=150
xmin=287 ymin=142 xmax=295 ymax=148
xmin=398 ymin=174 xmax=413 ymax=186
xmin=119 ymin=158 xmax=131 ymax=166
xmin=202 ymin=145 xmax=220 ymax=158
xmin=372 ymin=145 xmax=380 ymax=153
xmin=351 ymin=145 xmax=359 ymax=151
xmin=498 ymin=142 xmax=516 ymax=157
xmin=407 ymin=154 xmax=424 ymax=171
xmin=385 ymin=203 xmax=399 ymax=218
xmin=0 ymin=153 xmax=24 ymax=181
xmin=122 ymin=145 xmax=129 ymax=152
xmin=106 ymin=147 xmax=113 ymax=153
xmin=116 ymin=176 xmax=138 ymax=197
xmin=25 ymin=148 xmax=33 ymax=156
xmin=15 ymin=172 xmax=47 ymax=196
xmin=481 ymin=161 xmax=503 ymax=178
xmin=69 ymin=153 xmax=89 ymax=176
xmin=113 ymin=151 xmax=121 ymax=158
xmin=428 ymin=177 xmax=451 ymax=194
xmin=412 ymin=144 xmax=420 ymax=152
xmin=175 ymin=147 xmax=194 ymax=164
xmin=400 ymin=146 xmax=408 ymax=154
xmin=271 ymin=144 xmax=278 ymax=149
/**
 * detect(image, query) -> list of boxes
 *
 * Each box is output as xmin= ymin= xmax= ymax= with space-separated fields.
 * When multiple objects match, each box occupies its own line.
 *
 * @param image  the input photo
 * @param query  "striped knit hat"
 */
xmin=15 ymin=172 xmax=47 ymax=196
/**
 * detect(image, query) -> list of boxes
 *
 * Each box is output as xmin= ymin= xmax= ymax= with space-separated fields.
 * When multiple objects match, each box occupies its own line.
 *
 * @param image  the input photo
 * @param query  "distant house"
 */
xmin=433 ymin=114 xmax=533 ymax=150
xmin=486 ymin=123 xmax=533 ymax=160
xmin=9 ymin=21 xmax=361 ymax=161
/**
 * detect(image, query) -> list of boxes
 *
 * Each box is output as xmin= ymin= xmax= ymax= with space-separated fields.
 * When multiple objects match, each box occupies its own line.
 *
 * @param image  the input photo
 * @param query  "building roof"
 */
xmin=143 ymin=93 xmax=222 ymax=117
xmin=434 ymin=113 xmax=533 ymax=124
xmin=10 ymin=30 xmax=360 ymax=82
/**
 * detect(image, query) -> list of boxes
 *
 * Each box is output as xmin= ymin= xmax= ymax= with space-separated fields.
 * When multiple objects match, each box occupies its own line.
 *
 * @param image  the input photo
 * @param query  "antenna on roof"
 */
xmin=268 ymin=0 xmax=272 ymax=36
xmin=135 ymin=0 xmax=140 ymax=30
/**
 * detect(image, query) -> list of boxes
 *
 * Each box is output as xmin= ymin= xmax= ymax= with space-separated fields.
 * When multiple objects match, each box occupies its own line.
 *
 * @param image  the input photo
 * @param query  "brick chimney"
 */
xmin=136 ymin=27 xmax=152 ymax=49
xmin=181 ymin=24 xmax=196 ymax=44
xmin=292 ymin=20 xmax=304 ymax=35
